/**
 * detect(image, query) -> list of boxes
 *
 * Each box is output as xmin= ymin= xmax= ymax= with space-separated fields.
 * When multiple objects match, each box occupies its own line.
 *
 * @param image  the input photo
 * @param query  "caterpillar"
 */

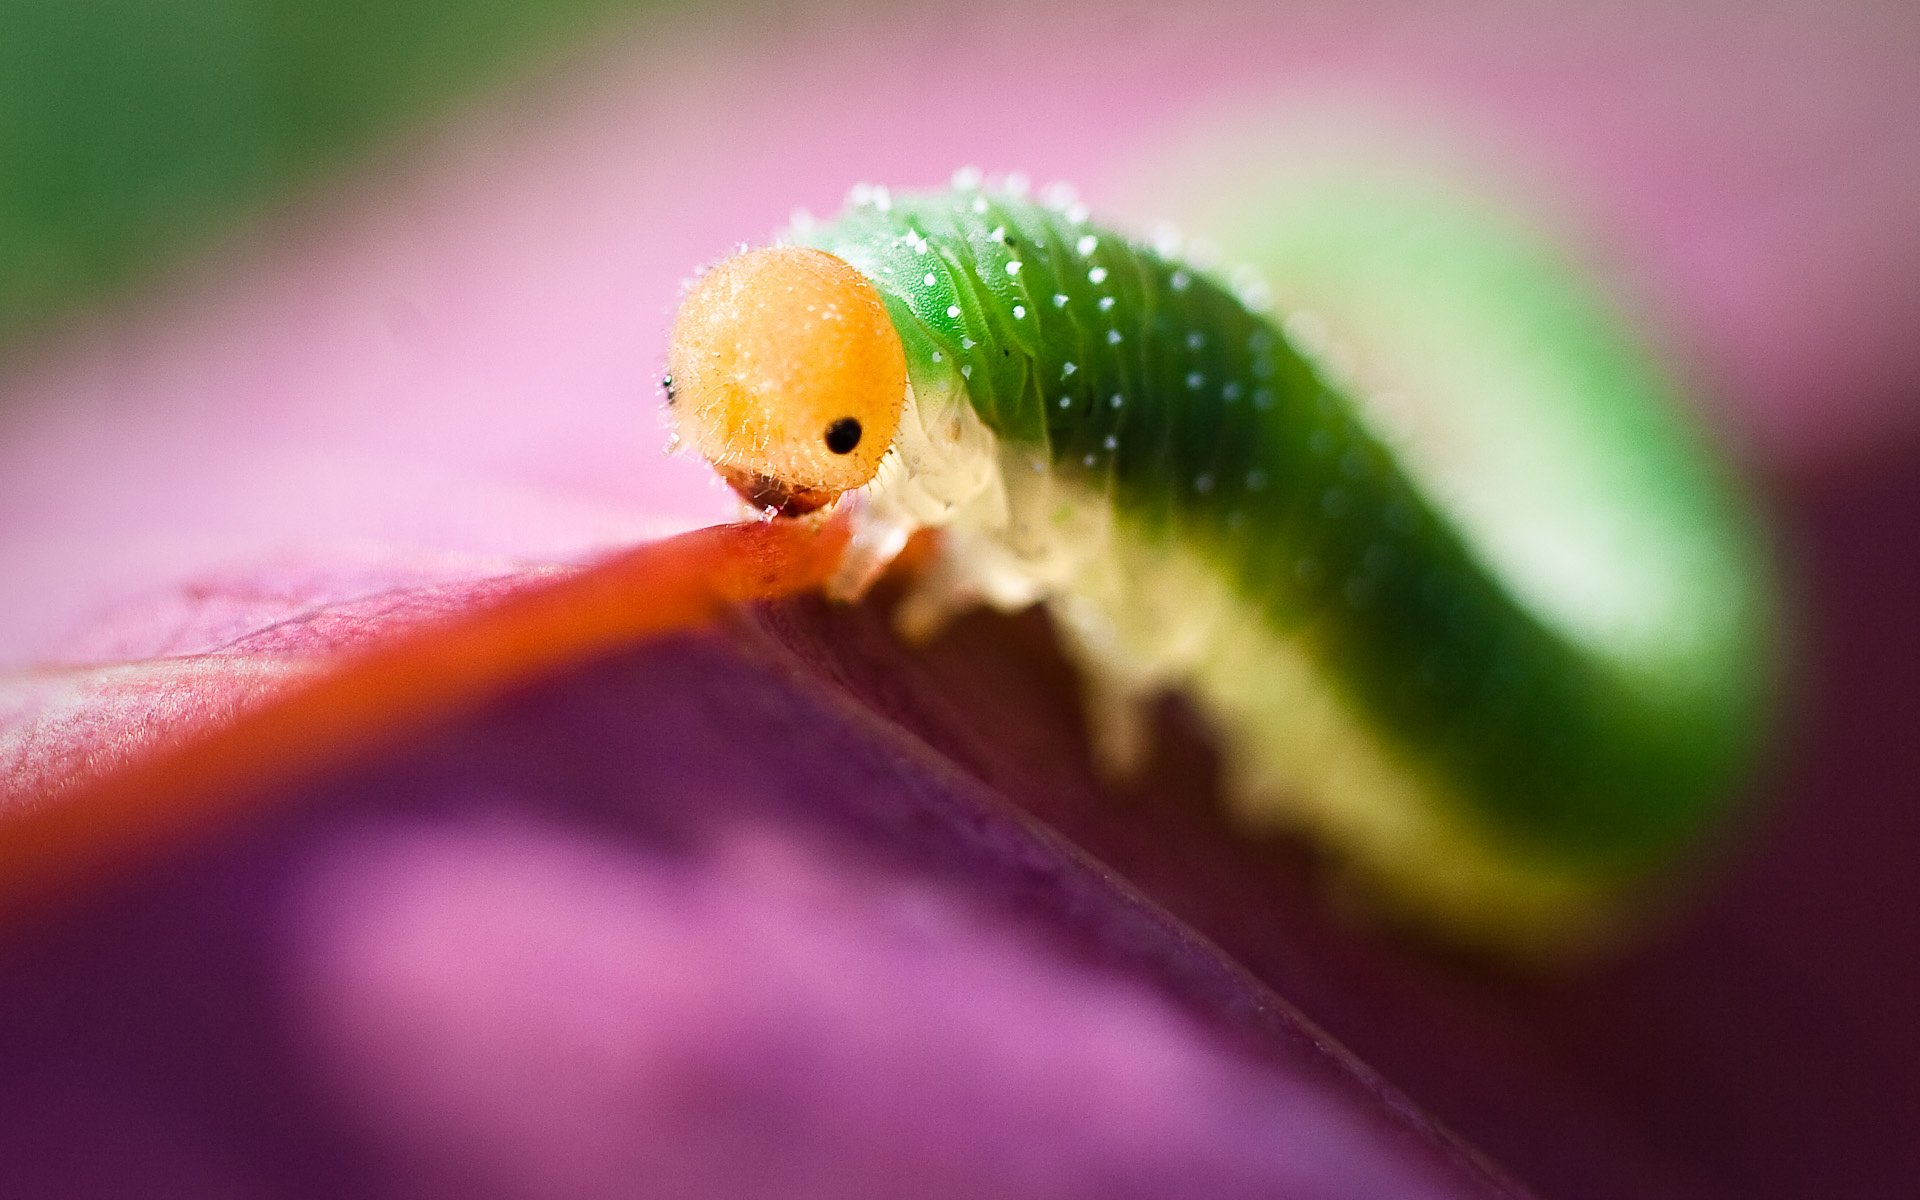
xmin=663 ymin=172 xmax=1773 ymax=957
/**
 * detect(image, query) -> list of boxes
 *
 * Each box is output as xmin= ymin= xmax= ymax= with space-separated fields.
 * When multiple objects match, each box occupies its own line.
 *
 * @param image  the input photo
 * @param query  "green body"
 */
xmin=807 ymin=183 xmax=1771 ymax=929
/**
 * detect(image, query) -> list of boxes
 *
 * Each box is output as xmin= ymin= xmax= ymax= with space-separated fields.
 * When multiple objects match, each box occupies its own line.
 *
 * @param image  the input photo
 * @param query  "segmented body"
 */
xmin=791 ymin=182 xmax=1766 ymax=952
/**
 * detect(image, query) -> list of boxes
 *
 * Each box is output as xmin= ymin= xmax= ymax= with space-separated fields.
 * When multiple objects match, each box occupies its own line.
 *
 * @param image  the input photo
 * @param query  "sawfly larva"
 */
xmin=663 ymin=173 xmax=1773 ymax=957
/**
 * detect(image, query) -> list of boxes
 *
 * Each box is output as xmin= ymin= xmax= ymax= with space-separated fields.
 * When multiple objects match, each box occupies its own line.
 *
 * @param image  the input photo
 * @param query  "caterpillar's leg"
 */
xmin=1046 ymin=592 xmax=1163 ymax=780
xmin=827 ymin=503 xmax=917 ymax=601
xmin=893 ymin=537 xmax=985 ymax=643
xmin=1078 ymin=666 xmax=1158 ymax=780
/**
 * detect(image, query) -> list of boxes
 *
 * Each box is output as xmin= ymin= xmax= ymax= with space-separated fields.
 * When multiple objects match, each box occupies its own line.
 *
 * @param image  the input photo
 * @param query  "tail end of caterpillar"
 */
xmin=666 ymin=245 xmax=909 ymax=517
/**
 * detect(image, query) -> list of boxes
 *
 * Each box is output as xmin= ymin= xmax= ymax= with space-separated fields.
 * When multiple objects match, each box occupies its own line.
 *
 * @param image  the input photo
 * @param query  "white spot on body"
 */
xmin=924 ymin=272 xmax=938 ymax=286
xmin=1088 ymin=266 xmax=1108 ymax=285
xmin=947 ymin=304 xmax=962 ymax=318
xmin=1076 ymin=234 xmax=1099 ymax=257
xmin=1062 ymin=361 xmax=1077 ymax=377
xmin=1053 ymin=293 xmax=1069 ymax=308
xmin=1005 ymin=260 xmax=1023 ymax=276
xmin=1185 ymin=371 xmax=1205 ymax=390
xmin=1170 ymin=270 xmax=1191 ymax=291
xmin=952 ymin=165 xmax=983 ymax=189
xmin=1097 ymin=296 xmax=1115 ymax=312
xmin=1106 ymin=330 xmax=1123 ymax=344
xmin=1012 ymin=304 xmax=1027 ymax=319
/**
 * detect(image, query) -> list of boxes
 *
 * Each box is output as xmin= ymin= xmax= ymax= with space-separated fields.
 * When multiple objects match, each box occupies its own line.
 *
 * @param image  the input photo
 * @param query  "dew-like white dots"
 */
xmin=947 ymin=304 xmax=962 ymax=318
xmin=1107 ymin=330 xmax=1123 ymax=344
xmin=961 ymin=336 xmax=977 ymax=350
xmin=1110 ymin=394 xmax=1125 ymax=408
xmin=952 ymin=165 xmax=983 ymax=189
xmin=1076 ymin=234 xmax=1099 ymax=257
xmin=1062 ymin=361 xmax=1078 ymax=377
xmin=1053 ymin=293 xmax=1069 ymax=308
xmin=1006 ymin=260 xmax=1023 ymax=276
xmin=924 ymin=272 xmax=938 ymax=286
xmin=1195 ymin=473 xmax=1215 ymax=494
xmin=1170 ymin=270 xmax=1191 ymax=291
xmin=1059 ymin=396 xmax=1073 ymax=408
xmin=960 ymin=364 xmax=972 ymax=379
xmin=1103 ymin=434 xmax=1118 ymax=450
xmin=1097 ymin=296 xmax=1115 ymax=312
xmin=1083 ymin=453 xmax=1097 ymax=467
xmin=1185 ymin=371 xmax=1205 ymax=390
xmin=1222 ymin=382 xmax=1242 ymax=402
xmin=1012 ymin=304 xmax=1027 ymax=319
xmin=931 ymin=351 xmax=942 ymax=362
xmin=1088 ymin=266 xmax=1109 ymax=284
xmin=1066 ymin=202 xmax=1090 ymax=224
xmin=1040 ymin=181 xmax=1078 ymax=210
xmin=971 ymin=196 xmax=989 ymax=214
xmin=1186 ymin=331 xmax=1205 ymax=350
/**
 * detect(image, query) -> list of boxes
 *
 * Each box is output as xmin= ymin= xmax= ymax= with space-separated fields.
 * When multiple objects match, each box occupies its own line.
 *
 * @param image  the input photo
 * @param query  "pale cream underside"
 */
xmin=833 ymin=379 xmax=1624 ymax=957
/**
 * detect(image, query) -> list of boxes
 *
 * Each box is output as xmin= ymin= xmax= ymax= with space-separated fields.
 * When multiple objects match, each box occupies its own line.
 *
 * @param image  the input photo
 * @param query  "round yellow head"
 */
xmin=666 ymin=245 xmax=908 ymax=516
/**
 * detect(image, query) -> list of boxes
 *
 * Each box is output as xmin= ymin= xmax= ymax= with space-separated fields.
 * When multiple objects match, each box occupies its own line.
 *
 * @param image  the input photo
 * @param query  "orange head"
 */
xmin=666 ymin=245 xmax=909 ymax=516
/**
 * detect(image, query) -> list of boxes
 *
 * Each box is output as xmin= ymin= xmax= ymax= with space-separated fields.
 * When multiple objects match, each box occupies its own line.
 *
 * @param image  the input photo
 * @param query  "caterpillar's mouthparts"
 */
xmin=717 ymin=464 xmax=837 ymax=517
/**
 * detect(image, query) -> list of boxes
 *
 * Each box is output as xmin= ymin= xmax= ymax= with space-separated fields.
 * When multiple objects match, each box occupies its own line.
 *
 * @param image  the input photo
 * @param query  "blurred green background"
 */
xmin=0 ymin=0 xmax=641 ymax=350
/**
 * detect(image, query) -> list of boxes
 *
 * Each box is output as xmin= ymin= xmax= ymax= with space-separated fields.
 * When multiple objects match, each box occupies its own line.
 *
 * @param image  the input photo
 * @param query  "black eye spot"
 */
xmin=824 ymin=417 xmax=862 ymax=454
